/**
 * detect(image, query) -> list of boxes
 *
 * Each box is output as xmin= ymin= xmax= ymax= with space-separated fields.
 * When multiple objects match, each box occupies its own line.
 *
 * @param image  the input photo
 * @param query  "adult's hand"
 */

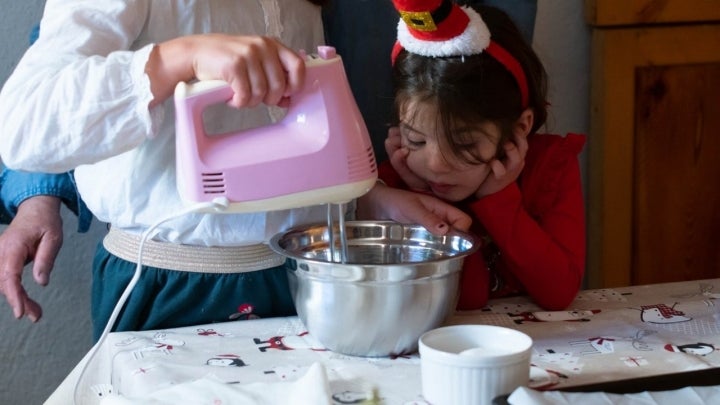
xmin=0 ymin=196 xmax=63 ymax=322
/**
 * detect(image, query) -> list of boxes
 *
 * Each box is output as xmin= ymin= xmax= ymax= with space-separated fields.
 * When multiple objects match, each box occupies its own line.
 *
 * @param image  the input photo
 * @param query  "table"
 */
xmin=47 ymin=278 xmax=720 ymax=404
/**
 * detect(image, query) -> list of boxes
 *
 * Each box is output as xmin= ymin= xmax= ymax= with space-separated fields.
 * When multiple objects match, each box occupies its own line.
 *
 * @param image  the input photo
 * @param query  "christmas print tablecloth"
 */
xmin=48 ymin=278 xmax=720 ymax=404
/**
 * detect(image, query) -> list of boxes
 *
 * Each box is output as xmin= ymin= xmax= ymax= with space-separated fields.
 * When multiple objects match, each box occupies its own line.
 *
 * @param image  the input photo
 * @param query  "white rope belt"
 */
xmin=103 ymin=227 xmax=286 ymax=273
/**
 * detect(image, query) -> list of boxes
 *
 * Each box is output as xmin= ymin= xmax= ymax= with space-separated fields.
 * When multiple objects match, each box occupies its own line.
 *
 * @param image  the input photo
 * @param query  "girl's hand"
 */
xmin=148 ymin=34 xmax=305 ymax=108
xmin=357 ymin=183 xmax=472 ymax=235
xmin=475 ymin=133 xmax=528 ymax=199
xmin=385 ymin=127 xmax=428 ymax=191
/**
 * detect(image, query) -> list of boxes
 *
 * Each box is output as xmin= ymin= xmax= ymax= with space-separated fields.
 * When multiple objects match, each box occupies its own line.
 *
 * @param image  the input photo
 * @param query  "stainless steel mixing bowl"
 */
xmin=269 ymin=220 xmax=479 ymax=357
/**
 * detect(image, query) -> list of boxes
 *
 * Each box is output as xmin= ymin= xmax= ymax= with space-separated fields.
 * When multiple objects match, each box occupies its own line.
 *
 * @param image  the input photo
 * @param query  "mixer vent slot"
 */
xmin=367 ymin=146 xmax=377 ymax=172
xmin=346 ymin=146 xmax=377 ymax=178
xmin=201 ymin=172 xmax=226 ymax=194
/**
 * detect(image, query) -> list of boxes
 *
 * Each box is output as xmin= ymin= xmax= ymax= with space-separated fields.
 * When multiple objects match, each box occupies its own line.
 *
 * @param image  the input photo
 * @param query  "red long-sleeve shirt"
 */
xmin=379 ymin=133 xmax=586 ymax=310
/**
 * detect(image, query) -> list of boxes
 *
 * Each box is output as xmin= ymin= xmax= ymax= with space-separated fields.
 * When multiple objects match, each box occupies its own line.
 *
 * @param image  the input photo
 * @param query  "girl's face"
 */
xmin=399 ymin=101 xmax=500 ymax=202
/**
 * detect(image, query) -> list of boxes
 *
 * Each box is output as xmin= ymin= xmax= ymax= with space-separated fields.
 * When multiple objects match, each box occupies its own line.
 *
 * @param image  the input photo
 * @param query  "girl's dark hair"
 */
xmin=392 ymin=4 xmax=547 ymax=164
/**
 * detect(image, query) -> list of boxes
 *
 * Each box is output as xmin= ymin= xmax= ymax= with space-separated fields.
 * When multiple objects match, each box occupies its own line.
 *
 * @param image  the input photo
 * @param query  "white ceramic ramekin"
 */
xmin=419 ymin=324 xmax=533 ymax=405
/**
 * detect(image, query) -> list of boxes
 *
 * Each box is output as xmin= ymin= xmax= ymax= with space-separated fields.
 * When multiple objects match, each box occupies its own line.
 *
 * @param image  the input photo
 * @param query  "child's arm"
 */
xmin=469 ymin=134 xmax=586 ymax=310
xmin=356 ymin=182 xmax=472 ymax=235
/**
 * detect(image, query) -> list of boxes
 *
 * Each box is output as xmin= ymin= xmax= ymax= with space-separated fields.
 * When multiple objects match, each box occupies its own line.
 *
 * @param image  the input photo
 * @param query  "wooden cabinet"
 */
xmin=585 ymin=0 xmax=720 ymax=288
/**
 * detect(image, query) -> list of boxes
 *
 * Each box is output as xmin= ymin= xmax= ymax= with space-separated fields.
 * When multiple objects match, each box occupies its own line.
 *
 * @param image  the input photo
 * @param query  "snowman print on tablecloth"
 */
xmin=636 ymin=303 xmax=692 ymax=324
xmin=122 ymin=332 xmax=186 ymax=360
xmin=509 ymin=309 xmax=602 ymax=324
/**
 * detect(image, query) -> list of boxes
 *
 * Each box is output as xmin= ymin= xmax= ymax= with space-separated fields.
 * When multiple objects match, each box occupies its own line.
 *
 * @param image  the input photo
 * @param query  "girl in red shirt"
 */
xmin=364 ymin=1 xmax=586 ymax=311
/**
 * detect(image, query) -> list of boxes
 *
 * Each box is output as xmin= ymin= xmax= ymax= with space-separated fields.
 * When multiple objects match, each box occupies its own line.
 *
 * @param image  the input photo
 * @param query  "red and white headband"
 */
xmin=391 ymin=0 xmax=529 ymax=108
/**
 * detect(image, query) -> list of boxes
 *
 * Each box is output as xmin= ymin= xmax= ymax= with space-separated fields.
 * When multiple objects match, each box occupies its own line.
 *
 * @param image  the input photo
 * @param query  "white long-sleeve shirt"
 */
xmin=0 ymin=0 xmax=332 ymax=246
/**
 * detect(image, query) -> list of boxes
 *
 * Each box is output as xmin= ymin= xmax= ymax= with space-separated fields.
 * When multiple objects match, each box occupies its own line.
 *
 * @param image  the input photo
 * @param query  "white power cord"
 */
xmin=72 ymin=197 xmax=230 ymax=404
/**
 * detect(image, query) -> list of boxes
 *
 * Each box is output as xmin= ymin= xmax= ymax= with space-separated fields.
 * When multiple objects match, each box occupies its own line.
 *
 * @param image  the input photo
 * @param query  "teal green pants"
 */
xmin=90 ymin=242 xmax=295 ymax=341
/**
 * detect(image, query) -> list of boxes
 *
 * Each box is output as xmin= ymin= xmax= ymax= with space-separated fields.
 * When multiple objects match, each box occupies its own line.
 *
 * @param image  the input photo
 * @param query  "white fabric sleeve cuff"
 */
xmin=131 ymin=43 xmax=165 ymax=139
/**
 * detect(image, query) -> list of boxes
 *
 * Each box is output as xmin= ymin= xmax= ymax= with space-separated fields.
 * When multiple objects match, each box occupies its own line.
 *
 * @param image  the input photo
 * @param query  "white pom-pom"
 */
xmin=397 ymin=7 xmax=490 ymax=57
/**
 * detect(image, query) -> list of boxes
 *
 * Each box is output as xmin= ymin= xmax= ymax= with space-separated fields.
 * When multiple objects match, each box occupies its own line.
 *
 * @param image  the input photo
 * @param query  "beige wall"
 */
xmin=535 ymin=0 xmax=592 ymax=209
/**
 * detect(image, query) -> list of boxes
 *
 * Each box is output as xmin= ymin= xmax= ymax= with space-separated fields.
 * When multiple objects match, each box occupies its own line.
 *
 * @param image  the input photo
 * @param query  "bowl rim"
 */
xmin=269 ymin=220 xmax=480 ymax=266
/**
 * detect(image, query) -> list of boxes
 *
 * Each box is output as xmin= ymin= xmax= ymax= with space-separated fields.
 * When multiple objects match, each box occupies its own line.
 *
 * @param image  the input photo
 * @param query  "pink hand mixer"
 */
xmin=174 ymin=46 xmax=377 ymax=212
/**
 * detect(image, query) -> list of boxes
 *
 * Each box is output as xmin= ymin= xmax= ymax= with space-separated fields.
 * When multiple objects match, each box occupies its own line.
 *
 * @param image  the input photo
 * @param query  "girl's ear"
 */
xmin=513 ymin=108 xmax=534 ymax=139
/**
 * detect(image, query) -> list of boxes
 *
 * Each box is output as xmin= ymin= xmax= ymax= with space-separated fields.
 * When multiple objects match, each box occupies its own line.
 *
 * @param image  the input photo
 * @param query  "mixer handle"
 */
xmin=174 ymin=80 xmax=235 ymax=106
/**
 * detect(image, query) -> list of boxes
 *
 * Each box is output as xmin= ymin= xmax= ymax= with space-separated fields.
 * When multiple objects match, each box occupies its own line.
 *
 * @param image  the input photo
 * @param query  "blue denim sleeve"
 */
xmin=0 ymin=168 xmax=92 ymax=232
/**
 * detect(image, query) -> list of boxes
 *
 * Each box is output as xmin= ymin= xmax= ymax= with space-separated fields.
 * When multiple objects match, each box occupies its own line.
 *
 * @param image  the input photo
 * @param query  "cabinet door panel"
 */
xmin=586 ymin=0 xmax=720 ymax=26
xmin=588 ymin=23 xmax=720 ymax=288
xmin=634 ymin=64 xmax=720 ymax=284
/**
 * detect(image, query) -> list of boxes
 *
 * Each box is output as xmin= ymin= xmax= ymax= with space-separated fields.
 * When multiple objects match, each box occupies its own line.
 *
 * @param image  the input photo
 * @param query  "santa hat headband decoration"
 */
xmin=392 ymin=0 xmax=529 ymax=108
